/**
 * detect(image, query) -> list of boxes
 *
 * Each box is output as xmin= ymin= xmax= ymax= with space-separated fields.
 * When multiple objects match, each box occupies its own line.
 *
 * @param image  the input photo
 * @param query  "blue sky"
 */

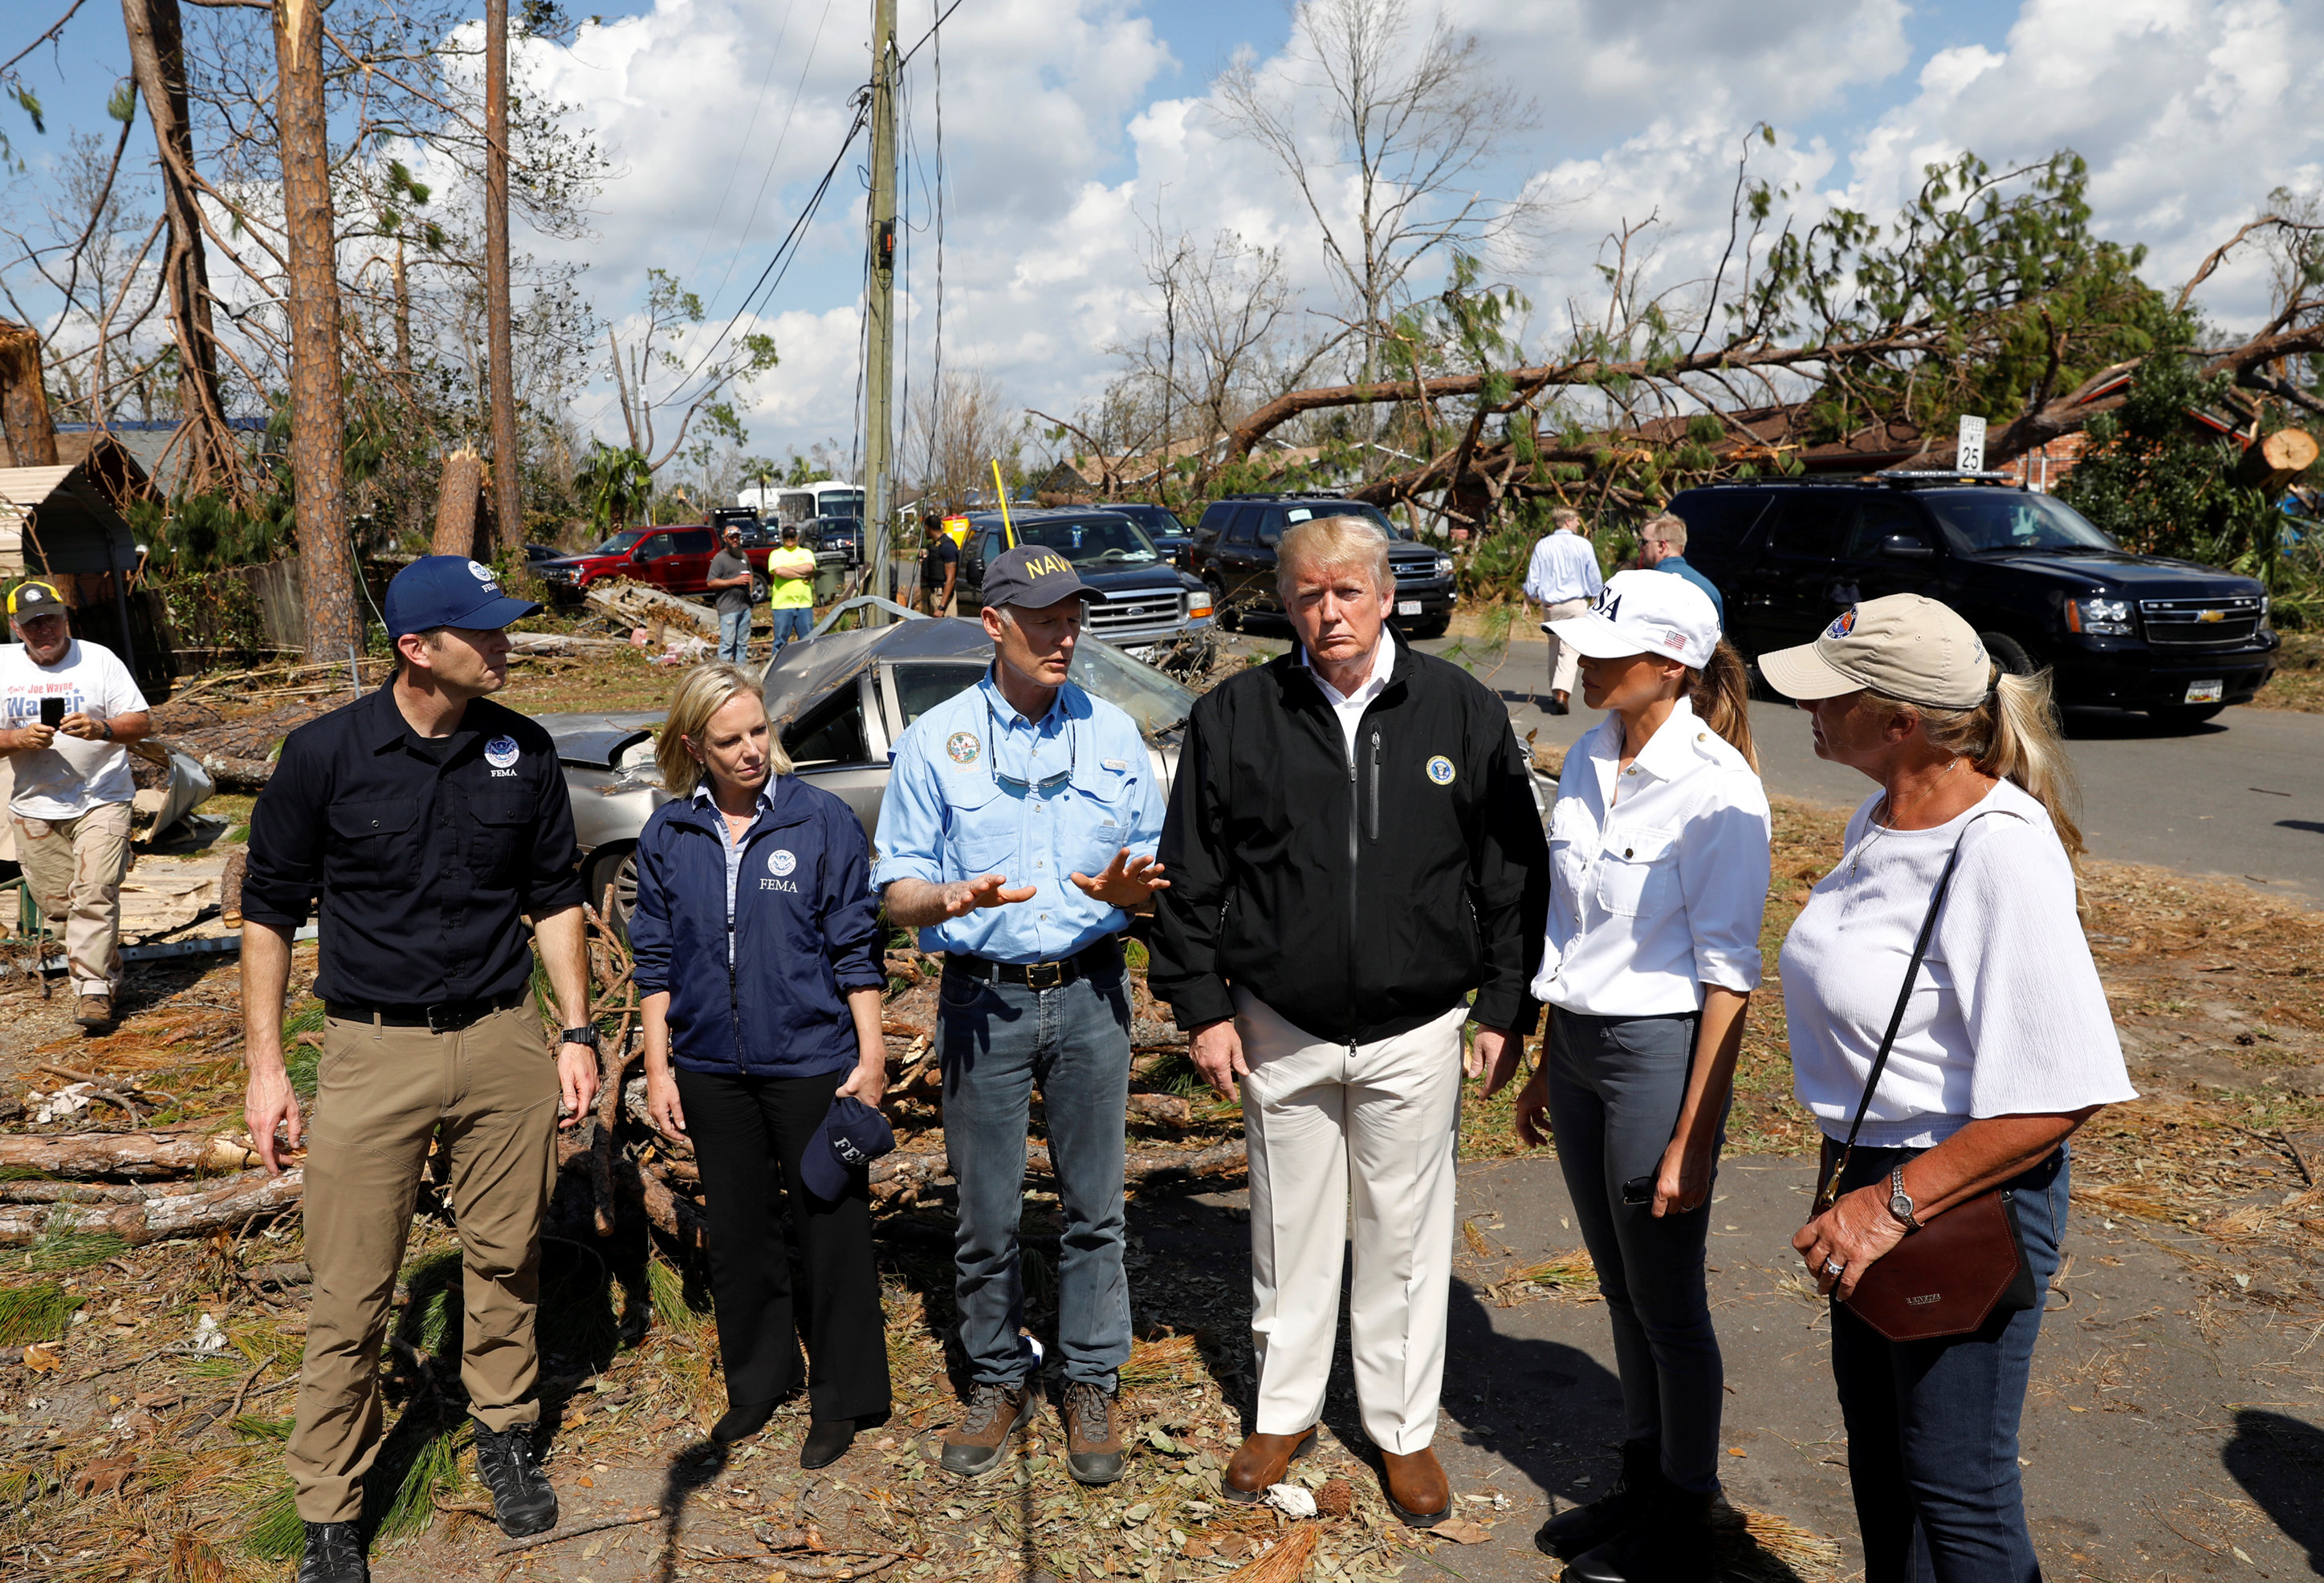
xmin=5 ymin=0 xmax=2320 ymax=466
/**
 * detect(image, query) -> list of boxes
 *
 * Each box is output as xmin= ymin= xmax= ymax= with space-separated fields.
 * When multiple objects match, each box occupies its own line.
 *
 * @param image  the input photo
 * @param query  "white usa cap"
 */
xmin=1547 ymin=568 xmax=1720 ymax=669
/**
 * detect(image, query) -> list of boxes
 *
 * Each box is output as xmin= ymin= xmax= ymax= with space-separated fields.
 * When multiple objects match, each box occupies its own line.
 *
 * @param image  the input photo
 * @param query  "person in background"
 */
xmin=632 ymin=663 xmax=892 ymax=1468
xmin=707 ymin=523 xmax=757 ymax=666
xmin=239 ymin=557 xmax=598 ymax=1583
xmin=919 ymin=513 xmax=960 ymax=617
xmin=767 ymin=525 xmax=819 ymax=662
xmin=1492 ymin=570 xmax=1768 ymax=1582
xmin=0 ymin=580 xmax=152 ymax=1031
xmin=872 ymin=546 xmax=1169 ymax=1487
xmin=1523 ymin=507 xmax=1604 ymax=714
xmin=1152 ymin=516 xmax=1549 ymax=1529
xmin=1765 ymin=595 xmax=2135 ymax=1583
xmin=1634 ymin=514 xmax=1724 ymax=626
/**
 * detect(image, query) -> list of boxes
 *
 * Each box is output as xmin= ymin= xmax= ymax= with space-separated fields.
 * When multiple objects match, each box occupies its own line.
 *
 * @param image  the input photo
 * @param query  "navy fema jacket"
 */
xmin=628 ymin=773 xmax=885 ymax=1077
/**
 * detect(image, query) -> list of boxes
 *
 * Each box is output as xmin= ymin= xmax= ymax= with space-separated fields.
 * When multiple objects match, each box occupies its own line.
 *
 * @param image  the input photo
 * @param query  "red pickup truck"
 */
xmin=536 ymin=524 xmax=771 ymax=603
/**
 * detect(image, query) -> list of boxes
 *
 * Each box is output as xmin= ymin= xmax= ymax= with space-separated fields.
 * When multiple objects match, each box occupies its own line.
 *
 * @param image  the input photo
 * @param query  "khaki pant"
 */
xmin=1541 ymin=597 xmax=1591 ymax=697
xmin=1234 ymin=990 xmax=1467 ymax=1455
xmin=13 ymin=802 xmax=133 ymax=995
xmin=287 ymin=1003 xmax=558 ymax=1523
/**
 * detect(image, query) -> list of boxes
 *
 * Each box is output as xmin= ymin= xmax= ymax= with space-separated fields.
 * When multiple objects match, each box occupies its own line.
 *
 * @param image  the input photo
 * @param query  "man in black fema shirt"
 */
xmin=239 ymin=557 xmax=600 ymax=1583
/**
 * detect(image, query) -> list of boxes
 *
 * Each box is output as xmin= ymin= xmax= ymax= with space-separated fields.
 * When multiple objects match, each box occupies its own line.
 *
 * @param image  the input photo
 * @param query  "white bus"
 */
xmin=735 ymin=480 xmax=864 ymax=527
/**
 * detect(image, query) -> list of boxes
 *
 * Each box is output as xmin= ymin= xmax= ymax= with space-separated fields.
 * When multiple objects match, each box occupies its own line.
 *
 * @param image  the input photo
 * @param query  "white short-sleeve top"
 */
xmin=1781 ymin=778 xmax=2138 ymax=1149
xmin=1531 ymin=697 xmax=1772 ymax=1018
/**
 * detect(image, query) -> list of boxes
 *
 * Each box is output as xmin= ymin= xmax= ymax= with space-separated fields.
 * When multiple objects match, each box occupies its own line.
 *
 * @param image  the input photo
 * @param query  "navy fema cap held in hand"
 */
xmin=979 ymin=544 xmax=1105 ymax=612
xmin=382 ymin=555 xmax=542 ymax=639
xmin=798 ymin=1096 xmax=895 ymax=1201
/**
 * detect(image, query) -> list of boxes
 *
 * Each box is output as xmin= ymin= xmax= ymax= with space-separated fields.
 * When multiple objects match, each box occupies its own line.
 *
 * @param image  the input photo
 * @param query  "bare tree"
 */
xmin=1214 ymin=0 xmax=1539 ymax=470
xmin=483 ymin=0 xmax=520 ymax=552
xmin=608 ymin=268 xmax=779 ymax=472
xmin=906 ymin=366 xmax=1021 ymax=509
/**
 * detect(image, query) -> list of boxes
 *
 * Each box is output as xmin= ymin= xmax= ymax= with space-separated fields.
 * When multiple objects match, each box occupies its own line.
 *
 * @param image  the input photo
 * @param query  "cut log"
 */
xmin=2233 ymin=426 xmax=2320 ymax=491
xmin=0 ymin=1130 xmax=275 ymax=1180
xmin=194 ymin=753 xmax=276 ymax=792
xmin=0 ymin=1168 xmax=303 ymax=1246
xmin=867 ymin=1138 xmax=1246 ymax=1206
xmin=220 ymin=848 xmax=247 ymax=927
xmin=1125 ymin=1093 xmax=1193 ymax=1127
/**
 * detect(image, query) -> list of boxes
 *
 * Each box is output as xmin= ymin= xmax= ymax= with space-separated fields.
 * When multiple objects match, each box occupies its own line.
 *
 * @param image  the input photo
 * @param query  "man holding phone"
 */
xmin=0 ymin=580 xmax=152 ymax=1031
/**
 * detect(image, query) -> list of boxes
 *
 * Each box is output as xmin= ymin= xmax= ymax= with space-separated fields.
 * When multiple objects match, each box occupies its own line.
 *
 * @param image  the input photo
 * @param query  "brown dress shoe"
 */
xmin=1221 ymin=1426 xmax=1317 ymax=1504
xmin=1380 ymin=1447 xmax=1451 ymax=1526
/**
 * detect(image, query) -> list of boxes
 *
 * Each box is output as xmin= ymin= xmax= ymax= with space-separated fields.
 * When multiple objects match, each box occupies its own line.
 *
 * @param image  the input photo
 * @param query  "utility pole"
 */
xmin=485 ymin=0 xmax=522 ymax=561
xmin=861 ymin=0 xmax=898 ymax=614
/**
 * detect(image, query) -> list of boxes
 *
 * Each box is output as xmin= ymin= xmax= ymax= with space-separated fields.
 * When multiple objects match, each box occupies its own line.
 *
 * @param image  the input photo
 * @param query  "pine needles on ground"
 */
xmin=26 ymin=1211 xmax=129 ymax=1271
xmin=0 ymin=1280 xmax=80 ymax=1344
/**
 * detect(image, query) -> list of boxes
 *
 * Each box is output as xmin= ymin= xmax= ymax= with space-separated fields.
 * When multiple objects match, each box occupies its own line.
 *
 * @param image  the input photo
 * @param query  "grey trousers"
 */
xmin=1545 ymin=1008 xmax=1725 ymax=1492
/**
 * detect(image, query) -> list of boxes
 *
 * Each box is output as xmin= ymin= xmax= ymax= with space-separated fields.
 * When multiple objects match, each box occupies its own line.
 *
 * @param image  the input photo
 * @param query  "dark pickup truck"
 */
xmin=955 ymin=507 xmax=1214 ymax=659
xmin=1668 ymin=475 xmax=2280 ymax=723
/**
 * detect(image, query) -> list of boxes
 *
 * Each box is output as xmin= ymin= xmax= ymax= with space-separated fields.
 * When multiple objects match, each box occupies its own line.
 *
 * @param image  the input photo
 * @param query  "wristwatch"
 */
xmin=1887 ymin=1164 xmax=1924 ymax=1232
xmin=559 ymin=1026 xmax=600 ymax=1052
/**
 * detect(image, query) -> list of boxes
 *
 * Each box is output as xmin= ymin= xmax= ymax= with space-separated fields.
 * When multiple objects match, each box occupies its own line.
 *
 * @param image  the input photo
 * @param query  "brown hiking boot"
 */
xmin=1057 ymin=1379 xmax=1123 ymax=1484
xmin=940 ymin=1381 xmax=1034 ymax=1478
xmin=1222 ymin=1426 xmax=1317 ymax=1504
xmin=74 ymin=995 xmax=113 ymax=1031
xmin=1380 ymin=1447 xmax=1451 ymax=1527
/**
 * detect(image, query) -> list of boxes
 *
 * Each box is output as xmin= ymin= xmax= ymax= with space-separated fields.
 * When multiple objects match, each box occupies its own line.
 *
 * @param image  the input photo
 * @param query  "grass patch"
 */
xmin=2253 ymin=629 xmax=2324 ymax=714
xmin=0 ymin=1281 xmax=80 ymax=1344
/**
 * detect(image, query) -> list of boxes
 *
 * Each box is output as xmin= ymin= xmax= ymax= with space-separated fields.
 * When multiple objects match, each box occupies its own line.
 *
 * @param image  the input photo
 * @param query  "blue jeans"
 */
xmin=937 ymin=959 xmax=1132 ymax=1391
xmin=1545 ymin=1010 xmax=1725 ymax=1492
xmin=767 ymin=604 xmax=814 ymax=661
xmin=1827 ymin=1141 xmax=2070 ymax=1583
xmin=718 ymin=608 xmax=752 ymax=665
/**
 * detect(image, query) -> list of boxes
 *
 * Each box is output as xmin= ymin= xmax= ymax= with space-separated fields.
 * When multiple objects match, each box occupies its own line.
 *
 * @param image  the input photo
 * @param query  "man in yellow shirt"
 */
xmin=767 ymin=524 xmax=818 ymax=661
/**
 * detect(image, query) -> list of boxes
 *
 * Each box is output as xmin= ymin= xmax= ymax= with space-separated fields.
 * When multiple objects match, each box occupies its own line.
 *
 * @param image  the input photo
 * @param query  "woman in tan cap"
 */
xmin=1762 ymin=594 xmax=2135 ymax=1582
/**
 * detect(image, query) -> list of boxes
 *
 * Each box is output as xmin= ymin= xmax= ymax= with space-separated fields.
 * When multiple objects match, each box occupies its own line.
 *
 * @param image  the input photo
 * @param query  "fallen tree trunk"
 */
xmin=867 ymin=1137 xmax=1247 ymax=1206
xmin=188 ymin=752 xmax=276 ymax=793
xmin=0 ymin=1168 xmax=303 ymax=1245
xmin=0 ymin=1130 xmax=275 ymax=1180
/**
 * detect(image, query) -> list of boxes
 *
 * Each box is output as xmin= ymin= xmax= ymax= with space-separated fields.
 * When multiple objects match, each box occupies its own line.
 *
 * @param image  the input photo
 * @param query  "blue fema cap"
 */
xmin=383 ymin=555 xmax=541 ymax=638
xmin=798 ymin=1096 xmax=895 ymax=1201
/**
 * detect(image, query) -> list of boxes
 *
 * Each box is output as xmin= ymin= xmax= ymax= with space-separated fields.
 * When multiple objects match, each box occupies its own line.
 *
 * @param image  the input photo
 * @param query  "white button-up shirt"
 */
xmin=1524 ymin=529 xmax=1604 ymax=606
xmin=1298 ymin=634 xmax=1394 ymax=763
xmin=1531 ymin=697 xmax=1771 ymax=1017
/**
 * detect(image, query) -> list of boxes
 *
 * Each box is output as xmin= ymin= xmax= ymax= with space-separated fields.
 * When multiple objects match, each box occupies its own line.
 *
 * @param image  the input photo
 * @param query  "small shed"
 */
xmin=0 ymin=437 xmax=172 ymax=698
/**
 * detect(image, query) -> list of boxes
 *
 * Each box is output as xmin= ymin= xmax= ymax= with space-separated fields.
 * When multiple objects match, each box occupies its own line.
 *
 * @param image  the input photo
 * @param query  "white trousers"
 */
xmin=1235 ymin=990 xmax=1467 ymax=1454
xmin=1542 ymin=597 xmax=1591 ymax=696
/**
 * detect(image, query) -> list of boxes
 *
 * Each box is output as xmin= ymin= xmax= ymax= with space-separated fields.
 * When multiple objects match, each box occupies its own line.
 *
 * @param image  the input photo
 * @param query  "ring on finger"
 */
xmin=1821 ymin=1258 xmax=1846 ymax=1278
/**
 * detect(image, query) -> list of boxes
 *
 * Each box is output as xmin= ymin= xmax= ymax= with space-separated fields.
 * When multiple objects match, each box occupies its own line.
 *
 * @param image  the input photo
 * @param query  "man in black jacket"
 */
xmin=1151 ymin=516 xmax=1548 ymax=1528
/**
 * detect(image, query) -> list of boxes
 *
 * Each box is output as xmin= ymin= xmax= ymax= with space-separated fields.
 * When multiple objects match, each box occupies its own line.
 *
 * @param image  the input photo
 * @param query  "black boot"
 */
xmin=1534 ymin=1439 xmax=1660 ymax=1561
xmin=713 ymin=1399 xmax=779 ymax=1448
xmin=298 ymin=1522 xmax=368 ymax=1583
xmin=1566 ymin=1481 xmax=1718 ymax=1583
xmin=800 ymin=1418 xmax=856 ymax=1470
xmin=471 ymin=1418 xmax=560 ymax=1537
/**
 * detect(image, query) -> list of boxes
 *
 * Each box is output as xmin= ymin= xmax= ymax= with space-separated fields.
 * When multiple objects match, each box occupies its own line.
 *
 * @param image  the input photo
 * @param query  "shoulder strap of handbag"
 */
xmin=1813 ymin=808 xmax=2006 ymax=1215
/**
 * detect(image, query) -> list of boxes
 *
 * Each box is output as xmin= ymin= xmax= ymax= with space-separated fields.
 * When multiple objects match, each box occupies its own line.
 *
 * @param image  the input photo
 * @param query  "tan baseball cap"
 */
xmin=1756 ymin=594 xmax=1994 ymax=710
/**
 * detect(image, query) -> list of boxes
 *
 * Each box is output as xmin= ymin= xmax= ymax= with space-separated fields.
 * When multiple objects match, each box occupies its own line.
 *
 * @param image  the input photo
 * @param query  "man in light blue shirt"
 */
xmin=872 ymin=546 xmax=1166 ymax=1487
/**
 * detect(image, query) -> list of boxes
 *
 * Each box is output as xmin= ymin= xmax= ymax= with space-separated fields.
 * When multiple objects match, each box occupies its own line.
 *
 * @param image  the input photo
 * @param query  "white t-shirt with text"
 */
xmin=0 ymin=638 xmax=149 ymax=819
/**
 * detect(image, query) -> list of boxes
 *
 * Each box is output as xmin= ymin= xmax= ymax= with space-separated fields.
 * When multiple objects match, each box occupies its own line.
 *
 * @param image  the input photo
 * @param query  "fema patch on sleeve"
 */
xmin=946 ymin=731 xmax=980 ymax=766
xmin=1425 ymin=754 xmax=1456 ymax=786
xmin=484 ymin=735 xmax=520 ymax=769
xmin=1824 ymin=608 xmax=1858 ymax=640
xmin=768 ymin=848 xmax=797 ymax=877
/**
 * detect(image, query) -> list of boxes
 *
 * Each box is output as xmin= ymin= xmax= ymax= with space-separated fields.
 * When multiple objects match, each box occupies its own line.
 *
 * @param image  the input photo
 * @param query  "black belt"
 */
xmin=945 ymin=938 xmax=1121 ymax=991
xmin=326 ymin=989 xmax=527 ymax=1032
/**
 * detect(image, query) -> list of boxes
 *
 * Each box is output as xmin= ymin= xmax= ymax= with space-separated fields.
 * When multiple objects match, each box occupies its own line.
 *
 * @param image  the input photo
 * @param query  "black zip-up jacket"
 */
xmin=1150 ymin=631 xmax=1549 ymax=1044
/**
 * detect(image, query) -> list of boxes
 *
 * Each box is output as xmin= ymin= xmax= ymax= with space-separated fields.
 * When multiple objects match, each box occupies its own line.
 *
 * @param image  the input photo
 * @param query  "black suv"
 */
xmin=1102 ymin=502 xmax=1194 ymax=568
xmin=1187 ymin=494 xmax=1455 ymax=636
xmin=1667 ymin=475 xmax=2279 ymax=722
xmin=957 ymin=507 xmax=1215 ymax=659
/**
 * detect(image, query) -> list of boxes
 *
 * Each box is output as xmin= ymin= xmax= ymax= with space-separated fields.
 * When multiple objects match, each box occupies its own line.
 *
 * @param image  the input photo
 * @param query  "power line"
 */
xmin=696 ymin=0 xmax=837 ymax=328
xmin=897 ymin=0 xmax=967 ymax=67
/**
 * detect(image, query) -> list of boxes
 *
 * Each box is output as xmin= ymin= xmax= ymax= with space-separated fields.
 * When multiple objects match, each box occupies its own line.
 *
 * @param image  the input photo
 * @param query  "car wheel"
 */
xmin=751 ymin=572 xmax=771 ymax=604
xmin=1205 ymin=577 xmax=1238 ymax=632
xmin=2146 ymin=702 xmax=2227 ymax=728
xmin=584 ymin=844 xmax=638 ymax=939
xmin=1980 ymin=631 xmax=2037 ymax=678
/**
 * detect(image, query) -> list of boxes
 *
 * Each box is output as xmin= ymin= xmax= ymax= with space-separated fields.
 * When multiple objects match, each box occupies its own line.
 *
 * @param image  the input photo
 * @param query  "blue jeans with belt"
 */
xmin=937 ymin=961 xmax=1132 ymax=1391
xmin=1826 ymin=1141 xmax=2070 ymax=1583
xmin=717 ymin=608 xmax=752 ymax=665
xmin=767 ymin=604 xmax=815 ymax=661
xmin=1545 ymin=1009 xmax=1725 ymax=1492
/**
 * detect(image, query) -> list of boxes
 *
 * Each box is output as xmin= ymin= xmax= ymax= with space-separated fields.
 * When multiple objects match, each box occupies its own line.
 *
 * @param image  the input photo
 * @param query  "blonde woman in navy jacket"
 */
xmin=631 ymin=664 xmax=890 ymax=1467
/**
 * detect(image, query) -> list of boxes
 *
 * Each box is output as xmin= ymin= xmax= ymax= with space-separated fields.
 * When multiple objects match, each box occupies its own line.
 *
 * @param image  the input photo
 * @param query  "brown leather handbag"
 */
xmin=1809 ymin=816 xmax=2037 ymax=1345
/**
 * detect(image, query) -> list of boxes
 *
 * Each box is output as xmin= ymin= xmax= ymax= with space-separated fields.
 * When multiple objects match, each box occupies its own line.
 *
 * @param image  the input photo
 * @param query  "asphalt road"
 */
xmin=1239 ymin=630 xmax=2324 ymax=905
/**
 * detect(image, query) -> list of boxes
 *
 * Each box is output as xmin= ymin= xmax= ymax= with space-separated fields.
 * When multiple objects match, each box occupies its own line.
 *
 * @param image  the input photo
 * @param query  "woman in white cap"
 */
xmin=1763 ymin=595 xmax=2134 ymax=1582
xmin=1484 ymin=568 xmax=1768 ymax=1583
